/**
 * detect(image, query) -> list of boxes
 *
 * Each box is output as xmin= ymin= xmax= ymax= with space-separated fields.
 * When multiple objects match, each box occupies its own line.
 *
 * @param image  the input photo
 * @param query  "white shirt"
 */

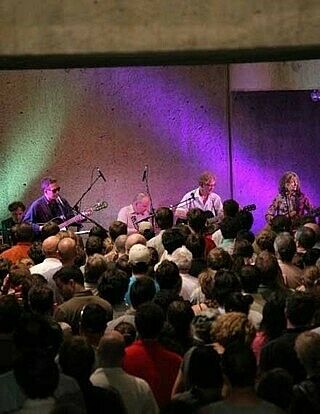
xmin=147 ymin=230 xmax=165 ymax=259
xmin=180 ymin=273 xmax=199 ymax=301
xmin=117 ymin=204 xmax=150 ymax=235
xmin=176 ymin=187 xmax=223 ymax=218
xmin=90 ymin=367 xmax=159 ymax=414
xmin=30 ymin=257 xmax=63 ymax=303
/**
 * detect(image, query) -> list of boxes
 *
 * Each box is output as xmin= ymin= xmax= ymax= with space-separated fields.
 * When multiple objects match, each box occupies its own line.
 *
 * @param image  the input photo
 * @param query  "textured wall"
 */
xmin=231 ymin=91 xmax=320 ymax=232
xmin=0 ymin=65 xmax=230 ymax=229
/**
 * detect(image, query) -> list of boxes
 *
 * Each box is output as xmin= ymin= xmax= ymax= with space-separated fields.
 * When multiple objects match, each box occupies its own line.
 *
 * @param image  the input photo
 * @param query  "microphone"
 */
xmin=142 ymin=165 xmax=148 ymax=182
xmin=97 ymin=167 xmax=107 ymax=182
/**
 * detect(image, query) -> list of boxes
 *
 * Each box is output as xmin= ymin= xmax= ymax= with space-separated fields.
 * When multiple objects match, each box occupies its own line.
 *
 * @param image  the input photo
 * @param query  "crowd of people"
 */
xmin=0 ymin=171 xmax=320 ymax=413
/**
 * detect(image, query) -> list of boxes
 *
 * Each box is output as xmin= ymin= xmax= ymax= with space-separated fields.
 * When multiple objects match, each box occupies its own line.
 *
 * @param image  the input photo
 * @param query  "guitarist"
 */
xmin=23 ymin=177 xmax=75 ymax=234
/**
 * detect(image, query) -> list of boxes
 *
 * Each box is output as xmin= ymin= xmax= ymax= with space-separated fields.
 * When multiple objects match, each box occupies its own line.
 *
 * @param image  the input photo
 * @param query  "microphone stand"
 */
xmin=72 ymin=175 xmax=101 ymax=211
xmin=169 ymin=193 xmax=195 ymax=210
xmin=143 ymin=168 xmax=156 ymax=232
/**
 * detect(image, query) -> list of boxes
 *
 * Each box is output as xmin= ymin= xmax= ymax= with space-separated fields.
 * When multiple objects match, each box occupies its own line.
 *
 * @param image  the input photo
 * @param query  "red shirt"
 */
xmin=0 ymin=242 xmax=32 ymax=264
xmin=123 ymin=339 xmax=182 ymax=407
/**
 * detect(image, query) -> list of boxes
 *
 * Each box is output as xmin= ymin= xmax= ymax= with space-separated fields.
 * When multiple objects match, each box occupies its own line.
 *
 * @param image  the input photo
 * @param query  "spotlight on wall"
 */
xmin=310 ymin=90 xmax=320 ymax=102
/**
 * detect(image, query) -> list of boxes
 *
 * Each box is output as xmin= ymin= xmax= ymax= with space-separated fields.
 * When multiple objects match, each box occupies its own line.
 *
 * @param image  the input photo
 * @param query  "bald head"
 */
xmin=115 ymin=235 xmax=127 ymax=255
xmin=42 ymin=235 xmax=60 ymax=258
xmin=125 ymin=233 xmax=146 ymax=253
xmin=98 ymin=331 xmax=125 ymax=367
xmin=57 ymin=237 xmax=77 ymax=265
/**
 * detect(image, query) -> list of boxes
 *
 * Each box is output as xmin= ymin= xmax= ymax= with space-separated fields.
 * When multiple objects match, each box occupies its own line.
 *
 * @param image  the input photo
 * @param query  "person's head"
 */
xmin=11 ymin=223 xmax=33 ymax=243
xmin=98 ymin=331 xmax=126 ymax=367
xmin=257 ymin=368 xmax=293 ymax=411
xmin=211 ymin=269 xmax=242 ymax=307
xmin=303 ymin=248 xmax=320 ymax=267
xmin=128 ymin=243 xmax=150 ymax=274
xmin=14 ymin=351 xmax=59 ymax=399
xmin=109 ymin=221 xmax=128 ymax=241
xmin=255 ymin=251 xmax=284 ymax=288
xmin=239 ymin=265 xmax=261 ymax=293
xmin=42 ymin=235 xmax=60 ymax=258
xmin=219 ymin=216 xmax=240 ymax=240
xmin=198 ymin=269 xmax=216 ymax=300
xmin=233 ymin=239 xmax=254 ymax=259
xmin=41 ymin=177 xmax=61 ymax=202
xmin=221 ymin=342 xmax=257 ymax=388
xmin=57 ymin=237 xmax=77 ymax=265
xmin=84 ymin=253 xmax=108 ymax=284
xmin=97 ymin=263 xmax=129 ymax=305
xmin=53 ymin=265 xmax=84 ymax=300
xmin=162 ymin=228 xmax=185 ymax=255
xmin=59 ymin=336 xmax=95 ymax=383
xmin=28 ymin=284 xmax=54 ymax=315
xmin=301 ymin=265 xmax=320 ymax=290
xmin=260 ymin=293 xmax=287 ymax=339
xmin=130 ymin=276 xmax=156 ymax=309
xmin=171 ymin=246 xmax=193 ymax=273
xmin=132 ymin=193 xmax=150 ymax=215
xmin=236 ymin=229 xmax=255 ymax=244
xmin=236 ymin=210 xmax=254 ymax=232
xmin=8 ymin=201 xmax=25 ymax=223
xmin=27 ymin=241 xmax=45 ymax=264
xmin=41 ymin=221 xmax=60 ymax=241
xmin=184 ymin=345 xmax=223 ymax=391
xmin=155 ymin=260 xmax=182 ymax=292
xmin=270 ymin=215 xmax=292 ymax=234
xmin=223 ymin=199 xmax=239 ymax=218
xmin=114 ymin=235 xmax=127 ymax=255
xmin=0 ymin=294 xmax=21 ymax=334
xmin=304 ymin=222 xmax=320 ymax=243
xmin=191 ymin=309 xmax=220 ymax=345
xmin=135 ymin=302 xmax=165 ymax=339
xmin=295 ymin=331 xmax=320 ymax=376
xmin=155 ymin=207 xmax=174 ymax=230
xmin=207 ymin=248 xmax=232 ymax=271
xmin=279 ymin=171 xmax=300 ymax=196
xmin=79 ymin=303 xmax=110 ymax=338
xmin=274 ymin=232 xmax=296 ymax=262
xmin=114 ymin=322 xmax=136 ymax=347
xmin=167 ymin=300 xmax=194 ymax=338
xmin=88 ymin=225 xmax=108 ymax=241
xmin=185 ymin=234 xmax=205 ymax=259
xmin=256 ymin=229 xmax=277 ymax=253
xmin=285 ymin=292 xmax=315 ymax=327
xmin=187 ymin=208 xmax=207 ymax=234
xmin=224 ymin=292 xmax=253 ymax=315
xmin=295 ymin=226 xmax=316 ymax=250
xmin=125 ymin=233 xmax=147 ymax=253
xmin=198 ymin=171 xmax=216 ymax=197
xmin=85 ymin=236 xmax=104 ymax=256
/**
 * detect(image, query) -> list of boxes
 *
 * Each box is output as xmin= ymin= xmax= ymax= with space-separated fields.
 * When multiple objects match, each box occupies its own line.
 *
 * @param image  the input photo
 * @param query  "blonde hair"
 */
xmin=211 ymin=312 xmax=256 ymax=347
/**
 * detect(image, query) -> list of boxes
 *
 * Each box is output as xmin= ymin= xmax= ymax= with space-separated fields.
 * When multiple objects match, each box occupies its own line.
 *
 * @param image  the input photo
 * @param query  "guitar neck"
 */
xmin=58 ymin=213 xmax=83 ymax=229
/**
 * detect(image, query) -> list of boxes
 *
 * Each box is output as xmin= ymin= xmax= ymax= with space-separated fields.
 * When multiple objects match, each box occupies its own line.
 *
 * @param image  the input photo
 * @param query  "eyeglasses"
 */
xmin=50 ymin=187 xmax=61 ymax=193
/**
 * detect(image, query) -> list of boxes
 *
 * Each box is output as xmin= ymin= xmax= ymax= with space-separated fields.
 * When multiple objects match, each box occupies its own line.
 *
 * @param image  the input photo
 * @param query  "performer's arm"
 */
xmin=265 ymin=196 xmax=278 ymax=224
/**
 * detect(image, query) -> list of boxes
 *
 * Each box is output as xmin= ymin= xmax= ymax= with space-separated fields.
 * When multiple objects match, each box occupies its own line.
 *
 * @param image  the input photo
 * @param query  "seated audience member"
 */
xmin=0 ymin=313 xmax=85 ymax=413
xmin=89 ymin=225 xmax=108 ymax=241
xmin=117 ymin=193 xmax=151 ymax=235
xmin=109 ymin=220 xmax=128 ymax=244
xmin=0 ymin=295 xmax=21 ymax=374
xmin=236 ymin=208 xmax=254 ymax=231
xmin=293 ymin=226 xmax=317 ymax=268
xmin=202 ymin=343 xmax=282 ymax=413
xmin=107 ymin=275 xmax=156 ymax=331
xmin=59 ymin=336 xmax=126 ymax=414
xmin=84 ymin=254 xmax=108 ymax=294
xmin=260 ymin=292 xmax=316 ymax=383
xmin=239 ymin=265 xmax=264 ymax=314
xmin=153 ymin=260 xmax=182 ymax=313
xmin=105 ymin=234 xmax=127 ymax=262
xmin=1 ymin=201 xmax=26 ymax=245
xmin=57 ymin=237 xmax=78 ymax=267
xmin=304 ymin=221 xmax=320 ymax=249
xmin=185 ymin=234 xmax=207 ymax=277
xmin=0 ymin=263 xmax=31 ymax=301
xmin=254 ymin=229 xmax=277 ymax=254
xmin=160 ymin=300 xmax=194 ymax=356
xmin=97 ymin=262 xmax=129 ymax=318
xmin=14 ymin=350 xmax=60 ymax=414
xmin=171 ymin=246 xmax=198 ymax=301
xmin=53 ymin=265 xmax=113 ymax=334
xmin=138 ymin=221 xmax=155 ymax=241
xmin=210 ymin=269 xmax=242 ymax=313
xmin=79 ymin=303 xmax=110 ymax=348
xmin=85 ymin=236 xmax=105 ymax=257
xmin=171 ymin=345 xmax=223 ymax=411
xmin=191 ymin=269 xmax=216 ymax=313
xmin=231 ymin=239 xmax=255 ymax=273
xmin=256 ymin=368 xmax=293 ymax=412
xmin=270 ymin=214 xmax=292 ymax=234
xmin=0 ymin=223 xmax=33 ymax=264
xmin=217 ymin=216 xmax=240 ymax=255
xmin=147 ymin=207 xmax=174 ymax=259
xmin=255 ymin=251 xmax=287 ymax=301
xmin=302 ymin=248 xmax=320 ymax=267
xmin=223 ymin=292 xmax=260 ymax=329
xmin=28 ymin=241 xmax=45 ymax=265
xmin=274 ymin=232 xmax=303 ymax=288
xmin=41 ymin=221 xmax=60 ymax=241
xmin=187 ymin=208 xmax=215 ymax=256
xmin=114 ymin=321 xmax=137 ymax=347
xmin=207 ymin=247 xmax=232 ymax=271
xmin=90 ymin=331 xmax=159 ymax=414
xmin=123 ymin=302 xmax=182 ymax=408
xmin=125 ymin=233 xmax=147 ymax=254
xmin=291 ymin=331 xmax=320 ymax=413
xmin=212 ymin=199 xmax=240 ymax=247
xmin=158 ymin=228 xmax=185 ymax=264
xmin=298 ymin=265 xmax=320 ymax=293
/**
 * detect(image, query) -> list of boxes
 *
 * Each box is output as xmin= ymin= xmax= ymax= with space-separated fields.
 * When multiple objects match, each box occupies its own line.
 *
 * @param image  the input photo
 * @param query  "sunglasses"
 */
xmin=49 ymin=187 xmax=61 ymax=193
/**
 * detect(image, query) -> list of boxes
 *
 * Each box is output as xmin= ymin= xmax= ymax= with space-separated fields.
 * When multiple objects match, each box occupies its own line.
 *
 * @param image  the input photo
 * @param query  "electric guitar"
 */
xmin=42 ymin=201 xmax=108 ymax=230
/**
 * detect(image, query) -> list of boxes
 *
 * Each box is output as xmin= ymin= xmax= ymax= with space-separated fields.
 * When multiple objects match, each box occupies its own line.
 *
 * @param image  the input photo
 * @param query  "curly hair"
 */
xmin=211 ymin=312 xmax=256 ymax=347
xmin=278 ymin=171 xmax=301 ymax=196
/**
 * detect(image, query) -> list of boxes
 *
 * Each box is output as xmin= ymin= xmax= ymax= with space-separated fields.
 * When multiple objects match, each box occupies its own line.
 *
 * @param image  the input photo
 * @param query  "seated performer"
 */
xmin=265 ymin=171 xmax=312 ymax=225
xmin=117 ymin=193 xmax=151 ymax=234
xmin=1 ymin=201 xmax=26 ymax=245
xmin=175 ymin=171 xmax=223 ymax=220
xmin=23 ymin=177 xmax=75 ymax=233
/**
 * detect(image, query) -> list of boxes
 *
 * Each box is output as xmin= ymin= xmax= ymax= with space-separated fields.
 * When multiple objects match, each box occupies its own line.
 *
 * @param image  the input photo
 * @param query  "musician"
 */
xmin=23 ymin=177 xmax=75 ymax=233
xmin=117 ymin=193 xmax=150 ymax=234
xmin=1 ymin=201 xmax=26 ymax=244
xmin=265 ymin=171 xmax=313 ymax=225
xmin=175 ymin=171 xmax=223 ymax=220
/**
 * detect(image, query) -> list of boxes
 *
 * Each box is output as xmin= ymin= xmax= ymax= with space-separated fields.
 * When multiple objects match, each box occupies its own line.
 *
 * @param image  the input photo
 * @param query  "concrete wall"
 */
xmin=0 ymin=65 xmax=230 ymax=229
